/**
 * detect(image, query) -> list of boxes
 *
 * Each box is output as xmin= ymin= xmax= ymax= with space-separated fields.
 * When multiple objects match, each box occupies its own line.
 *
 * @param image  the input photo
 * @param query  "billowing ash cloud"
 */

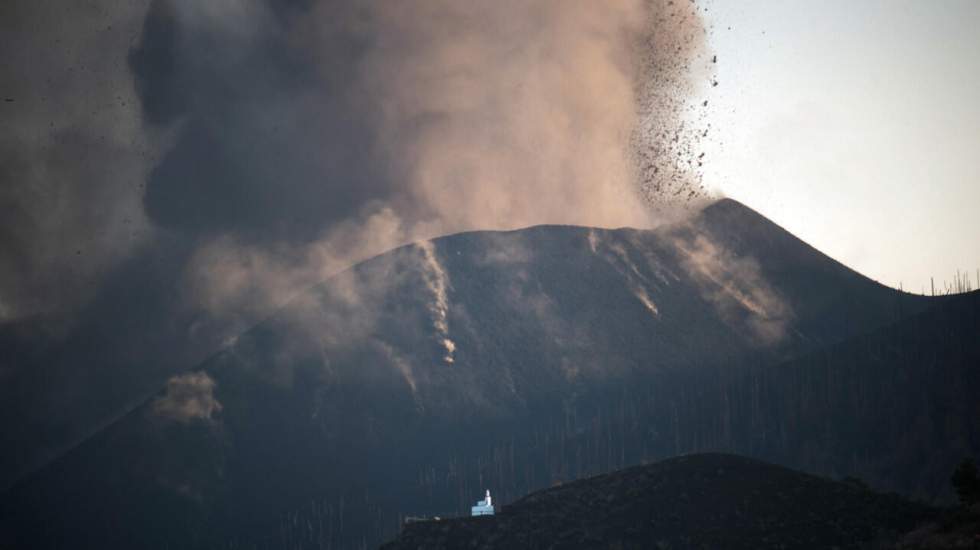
xmin=0 ymin=0 xmax=710 ymax=329
xmin=673 ymin=232 xmax=793 ymax=344
xmin=128 ymin=0 xmax=712 ymax=334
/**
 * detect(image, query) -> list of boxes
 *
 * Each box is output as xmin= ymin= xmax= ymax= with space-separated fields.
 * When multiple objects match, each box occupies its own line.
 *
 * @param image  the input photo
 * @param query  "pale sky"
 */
xmin=701 ymin=0 xmax=980 ymax=294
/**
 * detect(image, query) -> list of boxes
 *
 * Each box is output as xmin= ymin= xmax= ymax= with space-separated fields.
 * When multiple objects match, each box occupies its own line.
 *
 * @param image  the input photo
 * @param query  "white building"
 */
xmin=470 ymin=489 xmax=494 ymax=516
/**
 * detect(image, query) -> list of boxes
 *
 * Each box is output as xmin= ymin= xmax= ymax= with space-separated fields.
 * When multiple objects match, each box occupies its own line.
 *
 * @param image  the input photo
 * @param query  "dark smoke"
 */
xmin=130 ymin=0 xmax=386 ymax=243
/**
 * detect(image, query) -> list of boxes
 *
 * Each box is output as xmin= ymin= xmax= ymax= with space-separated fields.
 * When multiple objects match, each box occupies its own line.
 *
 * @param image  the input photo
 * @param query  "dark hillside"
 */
xmin=382 ymin=453 xmax=936 ymax=550
xmin=490 ymin=289 xmax=980 ymax=504
xmin=713 ymin=289 xmax=980 ymax=501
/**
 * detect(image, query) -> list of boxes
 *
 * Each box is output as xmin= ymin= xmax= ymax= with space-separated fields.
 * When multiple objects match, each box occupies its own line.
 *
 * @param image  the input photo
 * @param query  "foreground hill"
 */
xmin=586 ymin=287 xmax=979 ymax=507
xmin=382 ymin=453 xmax=936 ymax=550
xmin=2 ymin=200 xmax=959 ymax=550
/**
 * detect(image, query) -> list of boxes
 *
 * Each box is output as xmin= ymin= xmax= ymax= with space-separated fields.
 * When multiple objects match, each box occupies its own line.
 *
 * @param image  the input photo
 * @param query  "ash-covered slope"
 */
xmin=382 ymin=453 xmax=936 ymax=550
xmin=0 ymin=200 xmax=941 ymax=549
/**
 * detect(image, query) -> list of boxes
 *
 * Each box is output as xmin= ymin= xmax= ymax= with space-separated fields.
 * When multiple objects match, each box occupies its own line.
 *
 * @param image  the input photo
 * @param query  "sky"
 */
xmin=700 ymin=0 xmax=980 ymax=294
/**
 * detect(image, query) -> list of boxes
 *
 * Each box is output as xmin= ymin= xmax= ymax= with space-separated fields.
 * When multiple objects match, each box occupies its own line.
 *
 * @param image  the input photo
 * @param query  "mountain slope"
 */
xmin=692 ymin=288 xmax=980 ymax=502
xmin=382 ymin=453 xmax=937 ymax=550
xmin=0 ymin=199 xmax=947 ymax=549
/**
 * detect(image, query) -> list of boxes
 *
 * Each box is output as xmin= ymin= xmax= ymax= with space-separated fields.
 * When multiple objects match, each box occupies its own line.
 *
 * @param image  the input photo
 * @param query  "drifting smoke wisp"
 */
xmin=152 ymin=371 xmax=222 ymax=424
xmin=417 ymin=240 xmax=455 ymax=364
xmin=674 ymin=233 xmax=793 ymax=344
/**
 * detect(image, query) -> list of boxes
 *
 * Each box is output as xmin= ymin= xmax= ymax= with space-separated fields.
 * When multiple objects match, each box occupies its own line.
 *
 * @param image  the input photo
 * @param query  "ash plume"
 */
xmin=1 ymin=0 xmax=712 ymax=332
xmin=152 ymin=0 xmax=713 ymax=335
xmin=0 ymin=0 xmax=713 ymax=484
xmin=673 ymin=232 xmax=793 ymax=345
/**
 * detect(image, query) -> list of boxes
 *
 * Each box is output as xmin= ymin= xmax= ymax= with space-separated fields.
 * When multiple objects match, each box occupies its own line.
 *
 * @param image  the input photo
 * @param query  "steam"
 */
xmin=418 ymin=240 xmax=455 ymax=364
xmin=183 ymin=208 xmax=409 ymax=338
xmin=674 ymin=233 xmax=793 ymax=344
xmin=0 ymin=0 xmax=716 ymax=484
xmin=152 ymin=371 xmax=222 ymax=423
xmin=0 ymin=1 xmax=154 ymax=322
xmin=360 ymin=0 xmax=651 ymax=232
xmin=632 ymin=285 xmax=661 ymax=317
xmin=377 ymin=341 xmax=418 ymax=397
xmin=0 ymin=0 xmax=712 ymax=331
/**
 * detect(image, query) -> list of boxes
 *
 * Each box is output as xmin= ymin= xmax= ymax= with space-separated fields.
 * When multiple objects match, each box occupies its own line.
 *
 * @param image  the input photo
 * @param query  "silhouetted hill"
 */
xmin=3 ymin=199 xmax=968 ymax=550
xmin=382 ymin=453 xmax=936 ymax=550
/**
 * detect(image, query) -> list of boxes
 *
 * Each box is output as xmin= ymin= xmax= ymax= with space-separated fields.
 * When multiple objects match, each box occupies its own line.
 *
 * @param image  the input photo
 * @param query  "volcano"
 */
xmin=2 ymin=199 xmax=976 ymax=549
